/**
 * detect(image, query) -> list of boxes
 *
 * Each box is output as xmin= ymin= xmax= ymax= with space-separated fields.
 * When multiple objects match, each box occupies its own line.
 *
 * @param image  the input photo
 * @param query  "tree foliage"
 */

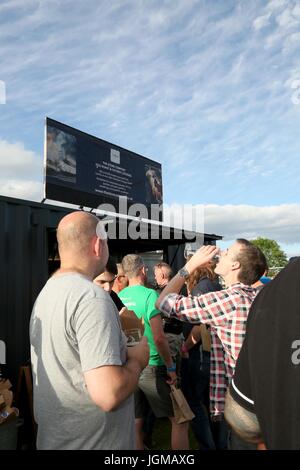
xmin=251 ymin=237 xmax=288 ymax=274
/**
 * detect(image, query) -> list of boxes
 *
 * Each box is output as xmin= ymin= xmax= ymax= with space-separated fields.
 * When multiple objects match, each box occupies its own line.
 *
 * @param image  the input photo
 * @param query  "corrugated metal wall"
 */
xmin=0 ymin=197 xmax=69 ymax=385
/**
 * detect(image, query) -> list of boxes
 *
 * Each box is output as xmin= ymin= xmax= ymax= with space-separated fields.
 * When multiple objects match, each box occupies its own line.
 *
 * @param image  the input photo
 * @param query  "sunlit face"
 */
xmin=92 ymin=237 xmax=109 ymax=279
xmin=139 ymin=265 xmax=148 ymax=284
xmin=214 ymin=242 xmax=241 ymax=278
xmin=94 ymin=270 xmax=116 ymax=293
xmin=154 ymin=267 xmax=164 ymax=286
xmin=115 ymin=267 xmax=129 ymax=291
xmin=97 ymin=239 xmax=109 ymax=274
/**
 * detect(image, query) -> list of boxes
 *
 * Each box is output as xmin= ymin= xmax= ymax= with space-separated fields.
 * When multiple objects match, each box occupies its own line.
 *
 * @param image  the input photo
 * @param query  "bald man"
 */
xmin=30 ymin=211 xmax=149 ymax=450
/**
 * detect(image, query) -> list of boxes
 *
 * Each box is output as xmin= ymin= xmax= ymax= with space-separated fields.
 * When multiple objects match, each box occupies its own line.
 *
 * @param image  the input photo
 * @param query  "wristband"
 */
xmin=166 ymin=363 xmax=176 ymax=372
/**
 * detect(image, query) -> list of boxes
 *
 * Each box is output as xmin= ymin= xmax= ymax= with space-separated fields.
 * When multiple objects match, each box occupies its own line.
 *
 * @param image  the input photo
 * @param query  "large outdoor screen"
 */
xmin=44 ymin=117 xmax=163 ymax=220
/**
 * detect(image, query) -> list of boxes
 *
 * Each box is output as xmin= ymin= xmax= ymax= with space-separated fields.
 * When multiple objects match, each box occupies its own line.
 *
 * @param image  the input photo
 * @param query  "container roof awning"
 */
xmin=105 ymin=216 xmax=222 ymax=251
xmin=0 ymin=195 xmax=222 ymax=252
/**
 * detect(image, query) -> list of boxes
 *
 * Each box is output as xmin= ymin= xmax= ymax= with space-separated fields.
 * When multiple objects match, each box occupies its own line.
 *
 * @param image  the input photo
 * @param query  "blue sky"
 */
xmin=0 ymin=0 xmax=300 ymax=256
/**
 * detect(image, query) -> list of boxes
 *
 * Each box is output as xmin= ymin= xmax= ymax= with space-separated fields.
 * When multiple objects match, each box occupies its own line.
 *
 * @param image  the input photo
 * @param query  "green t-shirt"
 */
xmin=119 ymin=285 xmax=163 ymax=366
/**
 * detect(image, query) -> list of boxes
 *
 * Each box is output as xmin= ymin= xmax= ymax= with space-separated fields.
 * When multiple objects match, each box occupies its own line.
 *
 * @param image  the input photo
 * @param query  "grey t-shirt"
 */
xmin=30 ymin=273 xmax=135 ymax=450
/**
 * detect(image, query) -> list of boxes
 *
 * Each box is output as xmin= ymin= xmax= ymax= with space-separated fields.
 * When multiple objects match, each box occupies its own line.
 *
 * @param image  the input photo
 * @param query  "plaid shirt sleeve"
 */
xmin=159 ymin=289 xmax=238 ymax=326
xmin=210 ymin=332 xmax=228 ymax=418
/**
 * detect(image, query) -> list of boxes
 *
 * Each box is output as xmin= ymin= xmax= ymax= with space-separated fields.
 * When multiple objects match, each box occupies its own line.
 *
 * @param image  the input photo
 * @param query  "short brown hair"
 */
xmin=235 ymin=239 xmax=267 ymax=285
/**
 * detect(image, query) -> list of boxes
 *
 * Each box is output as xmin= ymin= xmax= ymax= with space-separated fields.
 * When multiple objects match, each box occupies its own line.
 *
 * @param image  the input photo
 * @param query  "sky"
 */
xmin=0 ymin=0 xmax=300 ymax=257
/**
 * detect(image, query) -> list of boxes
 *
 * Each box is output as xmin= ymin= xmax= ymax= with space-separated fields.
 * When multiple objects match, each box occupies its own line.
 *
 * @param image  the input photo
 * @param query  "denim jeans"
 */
xmin=181 ymin=352 xmax=216 ymax=450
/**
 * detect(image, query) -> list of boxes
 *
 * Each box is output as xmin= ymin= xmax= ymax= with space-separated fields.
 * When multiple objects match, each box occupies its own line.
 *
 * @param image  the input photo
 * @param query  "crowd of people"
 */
xmin=29 ymin=211 xmax=300 ymax=450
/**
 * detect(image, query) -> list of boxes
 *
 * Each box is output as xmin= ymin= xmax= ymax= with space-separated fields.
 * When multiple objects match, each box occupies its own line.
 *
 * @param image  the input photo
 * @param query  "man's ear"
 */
xmin=94 ymin=237 xmax=101 ymax=257
xmin=231 ymin=260 xmax=241 ymax=271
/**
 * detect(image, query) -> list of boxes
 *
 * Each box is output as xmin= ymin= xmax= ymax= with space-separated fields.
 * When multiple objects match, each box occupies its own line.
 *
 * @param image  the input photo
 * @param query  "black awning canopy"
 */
xmin=105 ymin=215 xmax=222 ymax=252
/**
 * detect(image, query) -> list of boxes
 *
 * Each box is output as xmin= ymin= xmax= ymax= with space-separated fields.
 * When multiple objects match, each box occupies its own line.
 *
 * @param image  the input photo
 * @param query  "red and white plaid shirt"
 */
xmin=209 ymin=331 xmax=227 ymax=417
xmin=159 ymin=283 xmax=258 ymax=417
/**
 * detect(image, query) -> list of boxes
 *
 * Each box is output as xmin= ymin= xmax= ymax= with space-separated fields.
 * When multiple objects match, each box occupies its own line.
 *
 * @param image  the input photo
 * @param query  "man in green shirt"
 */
xmin=119 ymin=254 xmax=189 ymax=450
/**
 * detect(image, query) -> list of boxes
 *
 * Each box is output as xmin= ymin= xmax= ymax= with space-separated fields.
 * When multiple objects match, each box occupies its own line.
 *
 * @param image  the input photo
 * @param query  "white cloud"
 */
xmin=0 ymin=0 xmax=36 ymax=14
xmin=0 ymin=179 xmax=42 ymax=201
xmin=276 ymin=6 xmax=299 ymax=28
xmin=1 ymin=0 xmax=300 ymax=210
xmin=253 ymin=13 xmax=271 ymax=30
xmin=161 ymin=203 xmax=299 ymax=261
xmin=283 ymin=31 xmax=300 ymax=53
xmin=0 ymin=139 xmax=43 ymax=201
xmin=0 ymin=139 xmax=42 ymax=179
xmin=293 ymin=3 xmax=300 ymax=18
xmin=0 ymin=80 xmax=5 ymax=104
xmin=203 ymin=204 xmax=300 ymax=244
xmin=165 ymin=202 xmax=300 ymax=246
xmin=266 ymin=0 xmax=288 ymax=13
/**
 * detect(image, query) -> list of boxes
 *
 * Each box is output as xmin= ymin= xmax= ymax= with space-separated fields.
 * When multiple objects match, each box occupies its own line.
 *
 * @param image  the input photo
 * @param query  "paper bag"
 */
xmin=119 ymin=308 xmax=144 ymax=335
xmin=1 ymin=389 xmax=13 ymax=407
xmin=0 ymin=379 xmax=12 ymax=392
xmin=124 ymin=328 xmax=142 ymax=346
xmin=170 ymin=385 xmax=195 ymax=424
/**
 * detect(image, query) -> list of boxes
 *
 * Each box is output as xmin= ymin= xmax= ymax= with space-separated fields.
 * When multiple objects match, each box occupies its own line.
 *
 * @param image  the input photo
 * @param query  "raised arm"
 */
xmin=156 ymin=245 xmax=219 ymax=308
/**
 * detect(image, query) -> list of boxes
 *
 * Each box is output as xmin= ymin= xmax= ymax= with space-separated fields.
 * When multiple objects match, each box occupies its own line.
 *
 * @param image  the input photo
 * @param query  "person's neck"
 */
xmin=128 ymin=276 xmax=144 ymax=287
xmin=223 ymin=273 xmax=240 ymax=288
xmin=56 ymin=264 xmax=94 ymax=281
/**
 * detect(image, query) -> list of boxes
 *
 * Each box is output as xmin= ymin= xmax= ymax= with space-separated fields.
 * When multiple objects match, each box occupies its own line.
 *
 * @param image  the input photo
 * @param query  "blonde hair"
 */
xmin=122 ymin=254 xmax=144 ymax=278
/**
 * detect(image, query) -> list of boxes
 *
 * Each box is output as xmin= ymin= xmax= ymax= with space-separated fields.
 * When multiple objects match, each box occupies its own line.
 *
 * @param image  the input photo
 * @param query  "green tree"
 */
xmin=251 ymin=237 xmax=288 ymax=275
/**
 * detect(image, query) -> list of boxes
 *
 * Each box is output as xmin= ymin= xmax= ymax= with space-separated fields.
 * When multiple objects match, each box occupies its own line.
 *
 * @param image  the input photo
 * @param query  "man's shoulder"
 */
xmin=227 ymin=283 xmax=254 ymax=292
xmin=44 ymin=273 xmax=109 ymax=303
xmin=121 ymin=285 xmax=158 ymax=296
xmin=140 ymin=286 xmax=159 ymax=303
xmin=48 ymin=273 xmax=91 ymax=287
xmin=227 ymin=283 xmax=257 ymax=302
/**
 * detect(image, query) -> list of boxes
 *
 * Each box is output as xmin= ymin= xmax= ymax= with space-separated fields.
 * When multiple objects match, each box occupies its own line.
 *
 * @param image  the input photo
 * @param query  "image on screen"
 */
xmin=46 ymin=125 xmax=77 ymax=184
